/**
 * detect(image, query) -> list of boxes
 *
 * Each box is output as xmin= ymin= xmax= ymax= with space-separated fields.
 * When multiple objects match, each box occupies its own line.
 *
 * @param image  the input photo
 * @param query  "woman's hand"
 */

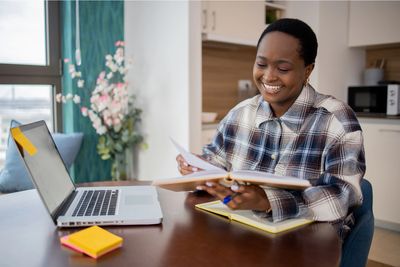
xmin=196 ymin=182 xmax=271 ymax=212
xmin=176 ymin=154 xmax=202 ymax=175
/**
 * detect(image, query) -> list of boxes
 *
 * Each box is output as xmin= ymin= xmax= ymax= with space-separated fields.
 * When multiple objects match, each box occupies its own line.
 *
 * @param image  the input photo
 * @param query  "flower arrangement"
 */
xmin=56 ymin=41 xmax=145 ymax=180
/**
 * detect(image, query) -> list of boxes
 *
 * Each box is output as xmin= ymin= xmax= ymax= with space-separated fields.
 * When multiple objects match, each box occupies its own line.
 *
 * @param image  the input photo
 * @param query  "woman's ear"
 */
xmin=303 ymin=64 xmax=314 ymax=87
xmin=305 ymin=63 xmax=314 ymax=79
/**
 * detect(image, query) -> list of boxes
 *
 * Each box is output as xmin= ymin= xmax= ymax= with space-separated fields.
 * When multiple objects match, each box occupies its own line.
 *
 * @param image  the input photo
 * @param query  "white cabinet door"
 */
xmin=360 ymin=119 xmax=400 ymax=226
xmin=348 ymin=1 xmax=400 ymax=47
xmin=202 ymin=0 xmax=266 ymax=46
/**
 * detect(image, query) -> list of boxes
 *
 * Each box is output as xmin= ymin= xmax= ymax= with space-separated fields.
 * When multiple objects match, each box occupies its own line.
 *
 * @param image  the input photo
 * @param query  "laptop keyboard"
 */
xmin=72 ymin=189 xmax=119 ymax=217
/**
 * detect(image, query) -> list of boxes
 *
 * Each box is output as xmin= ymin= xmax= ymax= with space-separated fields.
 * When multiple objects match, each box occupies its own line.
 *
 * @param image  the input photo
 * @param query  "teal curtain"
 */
xmin=61 ymin=0 xmax=124 ymax=182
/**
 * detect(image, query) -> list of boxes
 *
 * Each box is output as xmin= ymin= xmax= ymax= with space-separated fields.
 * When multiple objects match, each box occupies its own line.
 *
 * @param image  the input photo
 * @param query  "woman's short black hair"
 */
xmin=257 ymin=18 xmax=318 ymax=66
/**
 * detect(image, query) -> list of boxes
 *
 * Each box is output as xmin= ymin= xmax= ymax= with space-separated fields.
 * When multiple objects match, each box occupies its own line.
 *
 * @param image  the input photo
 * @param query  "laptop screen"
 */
xmin=11 ymin=121 xmax=75 ymax=217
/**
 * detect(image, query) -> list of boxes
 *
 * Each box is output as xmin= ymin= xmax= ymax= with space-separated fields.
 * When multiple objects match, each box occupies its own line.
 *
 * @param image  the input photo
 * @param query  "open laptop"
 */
xmin=11 ymin=120 xmax=163 ymax=227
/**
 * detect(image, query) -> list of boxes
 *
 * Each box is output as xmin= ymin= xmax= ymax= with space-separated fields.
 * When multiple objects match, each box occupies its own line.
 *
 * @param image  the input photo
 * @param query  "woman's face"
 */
xmin=253 ymin=31 xmax=314 ymax=117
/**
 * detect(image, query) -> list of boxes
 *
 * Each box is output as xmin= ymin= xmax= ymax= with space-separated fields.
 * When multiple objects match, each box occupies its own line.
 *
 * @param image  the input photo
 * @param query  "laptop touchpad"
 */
xmin=124 ymin=195 xmax=154 ymax=205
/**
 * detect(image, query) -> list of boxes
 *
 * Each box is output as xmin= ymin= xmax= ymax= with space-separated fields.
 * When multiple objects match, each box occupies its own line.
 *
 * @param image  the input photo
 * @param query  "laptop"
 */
xmin=11 ymin=120 xmax=163 ymax=227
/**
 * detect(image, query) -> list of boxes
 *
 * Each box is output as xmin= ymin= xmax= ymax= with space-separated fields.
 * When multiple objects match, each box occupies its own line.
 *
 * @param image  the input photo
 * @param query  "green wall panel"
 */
xmin=61 ymin=0 xmax=124 ymax=182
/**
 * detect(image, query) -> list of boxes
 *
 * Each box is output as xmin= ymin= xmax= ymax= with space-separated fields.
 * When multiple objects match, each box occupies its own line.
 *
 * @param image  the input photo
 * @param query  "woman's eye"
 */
xmin=278 ymin=68 xmax=289 ymax=73
xmin=256 ymin=63 xmax=266 ymax=67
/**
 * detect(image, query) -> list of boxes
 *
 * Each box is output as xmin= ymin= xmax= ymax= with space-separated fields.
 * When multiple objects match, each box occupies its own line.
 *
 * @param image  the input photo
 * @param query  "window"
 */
xmin=0 ymin=0 xmax=61 ymax=168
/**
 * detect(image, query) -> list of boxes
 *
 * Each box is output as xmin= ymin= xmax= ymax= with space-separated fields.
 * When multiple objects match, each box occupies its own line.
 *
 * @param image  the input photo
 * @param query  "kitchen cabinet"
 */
xmin=360 ymin=118 xmax=400 ymax=229
xmin=201 ymin=1 xmax=266 ymax=46
xmin=348 ymin=1 xmax=400 ymax=47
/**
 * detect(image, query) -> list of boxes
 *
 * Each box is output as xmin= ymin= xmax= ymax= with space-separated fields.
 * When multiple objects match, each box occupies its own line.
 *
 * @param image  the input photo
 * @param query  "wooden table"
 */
xmin=0 ymin=181 xmax=341 ymax=267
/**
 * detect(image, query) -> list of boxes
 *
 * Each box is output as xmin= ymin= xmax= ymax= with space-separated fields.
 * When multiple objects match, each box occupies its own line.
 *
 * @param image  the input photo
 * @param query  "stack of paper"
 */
xmin=60 ymin=225 xmax=123 ymax=259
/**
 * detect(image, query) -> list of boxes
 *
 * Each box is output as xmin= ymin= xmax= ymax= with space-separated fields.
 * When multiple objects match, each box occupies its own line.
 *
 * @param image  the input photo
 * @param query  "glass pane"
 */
xmin=0 ymin=0 xmax=46 ymax=65
xmin=0 ymin=84 xmax=54 ymax=168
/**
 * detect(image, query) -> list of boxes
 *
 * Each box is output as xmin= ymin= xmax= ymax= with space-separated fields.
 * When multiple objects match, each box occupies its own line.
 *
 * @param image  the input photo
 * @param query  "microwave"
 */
xmin=348 ymin=84 xmax=400 ymax=115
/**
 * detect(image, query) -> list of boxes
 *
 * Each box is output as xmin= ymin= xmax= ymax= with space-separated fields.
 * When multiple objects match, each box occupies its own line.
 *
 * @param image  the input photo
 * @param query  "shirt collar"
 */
xmin=255 ymin=96 xmax=274 ymax=127
xmin=255 ymin=85 xmax=317 ymax=132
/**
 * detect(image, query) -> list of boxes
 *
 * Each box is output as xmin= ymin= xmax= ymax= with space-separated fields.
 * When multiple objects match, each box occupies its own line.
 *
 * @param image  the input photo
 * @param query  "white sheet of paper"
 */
xmin=170 ymin=138 xmax=222 ymax=171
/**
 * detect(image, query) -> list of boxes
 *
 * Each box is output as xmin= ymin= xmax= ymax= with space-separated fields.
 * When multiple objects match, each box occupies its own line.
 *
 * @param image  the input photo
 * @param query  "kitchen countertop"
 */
xmin=356 ymin=113 xmax=400 ymax=120
xmin=203 ymin=114 xmax=400 ymax=130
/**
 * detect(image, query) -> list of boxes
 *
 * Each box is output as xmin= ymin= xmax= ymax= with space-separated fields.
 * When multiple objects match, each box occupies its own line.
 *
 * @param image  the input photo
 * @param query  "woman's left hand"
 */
xmin=196 ymin=182 xmax=271 ymax=212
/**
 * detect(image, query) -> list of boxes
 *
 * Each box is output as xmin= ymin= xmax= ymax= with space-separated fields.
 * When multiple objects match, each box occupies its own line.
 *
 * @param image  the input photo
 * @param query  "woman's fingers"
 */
xmin=197 ymin=183 xmax=269 ymax=211
xmin=176 ymin=154 xmax=201 ymax=175
xmin=197 ymin=183 xmax=243 ymax=209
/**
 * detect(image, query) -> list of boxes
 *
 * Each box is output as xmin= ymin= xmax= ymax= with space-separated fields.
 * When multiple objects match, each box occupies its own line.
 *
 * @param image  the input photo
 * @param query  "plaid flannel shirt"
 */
xmin=202 ymin=85 xmax=366 ymax=239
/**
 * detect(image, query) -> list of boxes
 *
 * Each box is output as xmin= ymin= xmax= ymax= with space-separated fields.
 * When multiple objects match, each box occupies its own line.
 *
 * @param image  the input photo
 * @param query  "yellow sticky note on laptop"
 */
xmin=11 ymin=127 xmax=37 ymax=156
xmin=61 ymin=226 xmax=123 ymax=259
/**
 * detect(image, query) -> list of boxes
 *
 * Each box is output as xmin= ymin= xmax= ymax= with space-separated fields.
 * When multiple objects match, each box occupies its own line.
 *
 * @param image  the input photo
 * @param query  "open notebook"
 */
xmin=152 ymin=138 xmax=311 ymax=192
xmin=196 ymin=201 xmax=313 ymax=234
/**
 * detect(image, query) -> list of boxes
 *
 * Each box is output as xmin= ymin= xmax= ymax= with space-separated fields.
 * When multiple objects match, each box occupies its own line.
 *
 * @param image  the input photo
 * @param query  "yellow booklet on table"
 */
xmin=196 ymin=201 xmax=313 ymax=234
xmin=60 ymin=225 xmax=123 ymax=259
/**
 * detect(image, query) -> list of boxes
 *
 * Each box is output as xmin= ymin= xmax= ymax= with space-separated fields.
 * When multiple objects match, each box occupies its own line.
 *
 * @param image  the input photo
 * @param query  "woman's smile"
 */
xmin=261 ymin=82 xmax=282 ymax=94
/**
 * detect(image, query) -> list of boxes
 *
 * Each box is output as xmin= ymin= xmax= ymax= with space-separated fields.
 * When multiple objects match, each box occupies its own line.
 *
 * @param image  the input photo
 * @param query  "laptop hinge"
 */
xmin=54 ymin=190 xmax=78 ymax=218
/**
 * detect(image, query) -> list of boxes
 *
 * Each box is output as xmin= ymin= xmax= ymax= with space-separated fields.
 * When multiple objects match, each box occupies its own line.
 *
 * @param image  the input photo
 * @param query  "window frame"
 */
xmin=0 ymin=1 xmax=62 ymax=131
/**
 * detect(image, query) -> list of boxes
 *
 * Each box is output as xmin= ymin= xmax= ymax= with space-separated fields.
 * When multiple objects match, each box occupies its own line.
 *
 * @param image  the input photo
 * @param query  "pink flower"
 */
xmin=58 ymin=42 xmax=143 ymax=154
xmin=116 ymin=82 xmax=124 ymax=88
xmin=115 ymin=40 xmax=125 ymax=47
xmin=105 ymin=117 xmax=113 ymax=127
xmin=81 ymin=107 xmax=88 ymax=117
xmin=96 ymin=71 xmax=106 ymax=84
xmin=90 ymin=94 xmax=98 ymax=104
xmin=99 ymin=94 xmax=110 ymax=103
xmin=99 ymin=71 xmax=106 ymax=79
xmin=68 ymin=64 xmax=76 ymax=76
xmin=113 ymin=117 xmax=121 ymax=126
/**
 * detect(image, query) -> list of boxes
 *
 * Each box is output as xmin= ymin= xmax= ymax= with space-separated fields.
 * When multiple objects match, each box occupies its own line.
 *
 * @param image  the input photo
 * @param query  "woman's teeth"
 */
xmin=262 ymin=83 xmax=281 ymax=94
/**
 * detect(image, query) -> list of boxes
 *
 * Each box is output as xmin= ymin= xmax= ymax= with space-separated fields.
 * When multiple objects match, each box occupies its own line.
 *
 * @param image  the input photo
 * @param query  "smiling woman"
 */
xmin=177 ymin=18 xmax=366 ymax=242
xmin=253 ymin=31 xmax=314 ymax=117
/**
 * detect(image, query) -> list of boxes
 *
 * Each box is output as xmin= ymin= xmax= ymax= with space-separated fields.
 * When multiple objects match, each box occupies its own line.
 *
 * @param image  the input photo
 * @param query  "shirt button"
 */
xmin=271 ymin=154 xmax=277 ymax=160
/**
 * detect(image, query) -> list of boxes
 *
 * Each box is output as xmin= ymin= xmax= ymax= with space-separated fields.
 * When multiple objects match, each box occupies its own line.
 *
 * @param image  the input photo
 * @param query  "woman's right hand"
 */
xmin=176 ymin=154 xmax=201 ymax=175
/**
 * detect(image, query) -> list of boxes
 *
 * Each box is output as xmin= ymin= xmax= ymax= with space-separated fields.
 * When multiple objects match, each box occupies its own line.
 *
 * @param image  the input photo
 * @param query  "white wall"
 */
xmin=285 ymin=1 xmax=320 ymax=89
xmin=124 ymin=1 xmax=202 ymax=180
xmin=286 ymin=1 xmax=365 ymax=102
xmin=317 ymin=1 xmax=365 ymax=101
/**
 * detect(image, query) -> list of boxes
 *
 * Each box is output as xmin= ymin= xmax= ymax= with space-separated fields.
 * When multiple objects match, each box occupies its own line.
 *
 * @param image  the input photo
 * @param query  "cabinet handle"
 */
xmin=202 ymin=9 xmax=207 ymax=30
xmin=379 ymin=129 xmax=400 ymax=133
xmin=212 ymin=11 xmax=216 ymax=31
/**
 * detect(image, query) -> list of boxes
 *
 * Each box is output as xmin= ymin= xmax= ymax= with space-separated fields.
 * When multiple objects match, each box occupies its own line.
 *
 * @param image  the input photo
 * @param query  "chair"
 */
xmin=340 ymin=179 xmax=374 ymax=267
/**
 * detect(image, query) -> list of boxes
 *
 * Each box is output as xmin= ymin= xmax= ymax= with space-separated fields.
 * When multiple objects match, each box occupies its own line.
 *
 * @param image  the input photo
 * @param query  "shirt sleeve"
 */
xmin=265 ymin=130 xmax=366 ymax=223
xmin=201 ymin=124 xmax=230 ymax=170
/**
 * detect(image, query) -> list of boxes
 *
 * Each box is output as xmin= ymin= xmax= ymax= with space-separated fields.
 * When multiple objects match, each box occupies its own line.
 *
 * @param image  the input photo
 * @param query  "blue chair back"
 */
xmin=340 ymin=179 xmax=374 ymax=267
